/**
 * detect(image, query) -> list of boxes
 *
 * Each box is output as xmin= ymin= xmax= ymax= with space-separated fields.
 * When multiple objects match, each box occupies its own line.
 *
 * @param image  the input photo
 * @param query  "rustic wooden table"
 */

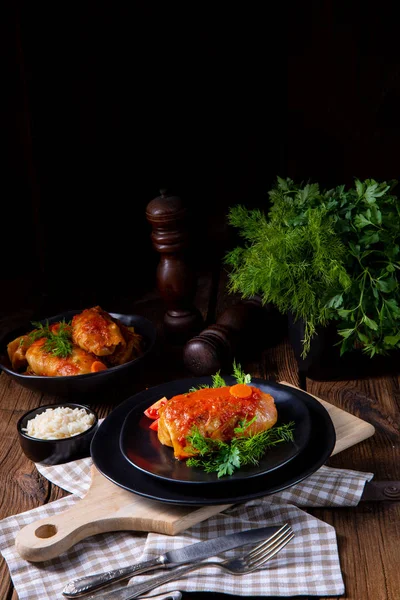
xmin=0 ymin=271 xmax=399 ymax=600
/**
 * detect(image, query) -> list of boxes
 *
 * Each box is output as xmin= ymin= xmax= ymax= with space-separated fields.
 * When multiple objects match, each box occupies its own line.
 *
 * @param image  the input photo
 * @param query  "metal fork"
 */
xmin=89 ymin=525 xmax=294 ymax=600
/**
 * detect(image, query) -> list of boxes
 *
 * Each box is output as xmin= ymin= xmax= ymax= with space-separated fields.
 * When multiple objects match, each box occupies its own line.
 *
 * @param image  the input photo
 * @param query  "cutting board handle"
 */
xmin=15 ymin=466 xmax=230 ymax=562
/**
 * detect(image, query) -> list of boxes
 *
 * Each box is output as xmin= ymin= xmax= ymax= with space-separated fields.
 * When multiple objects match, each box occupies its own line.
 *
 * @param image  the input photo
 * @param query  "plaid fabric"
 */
xmin=0 ymin=457 xmax=373 ymax=599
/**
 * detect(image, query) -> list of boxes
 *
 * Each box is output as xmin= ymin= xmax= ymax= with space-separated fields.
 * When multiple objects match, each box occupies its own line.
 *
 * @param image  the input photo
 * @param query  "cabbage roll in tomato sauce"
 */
xmin=157 ymin=384 xmax=278 ymax=460
xmin=72 ymin=306 xmax=125 ymax=357
xmin=7 ymin=335 xmax=32 ymax=371
xmin=105 ymin=322 xmax=144 ymax=367
xmin=25 ymin=338 xmax=107 ymax=376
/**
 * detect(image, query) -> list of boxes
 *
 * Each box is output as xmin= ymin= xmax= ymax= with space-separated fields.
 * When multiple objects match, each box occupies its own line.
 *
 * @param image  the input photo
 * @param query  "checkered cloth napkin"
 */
xmin=0 ymin=457 xmax=373 ymax=599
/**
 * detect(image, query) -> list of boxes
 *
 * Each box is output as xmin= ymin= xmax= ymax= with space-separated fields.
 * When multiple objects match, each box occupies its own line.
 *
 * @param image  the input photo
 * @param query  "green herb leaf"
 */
xmin=337 ymin=309 xmax=353 ymax=318
xmin=354 ymin=214 xmax=373 ymax=229
xmin=385 ymin=298 xmax=400 ymax=317
xmin=363 ymin=316 xmax=378 ymax=330
xmin=326 ymin=294 xmax=343 ymax=309
xmin=338 ymin=328 xmax=355 ymax=339
xmin=376 ymin=278 xmax=397 ymax=293
xmin=358 ymin=332 xmax=370 ymax=344
xmin=384 ymin=333 xmax=400 ymax=346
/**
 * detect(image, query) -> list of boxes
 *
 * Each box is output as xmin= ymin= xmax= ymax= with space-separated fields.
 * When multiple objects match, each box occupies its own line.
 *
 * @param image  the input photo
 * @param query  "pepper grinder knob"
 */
xmin=145 ymin=190 xmax=204 ymax=343
xmin=183 ymin=297 xmax=272 ymax=375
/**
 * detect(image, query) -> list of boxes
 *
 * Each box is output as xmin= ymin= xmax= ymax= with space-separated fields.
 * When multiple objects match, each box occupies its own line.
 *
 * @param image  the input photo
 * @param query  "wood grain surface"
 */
xmin=0 ymin=269 xmax=399 ymax=600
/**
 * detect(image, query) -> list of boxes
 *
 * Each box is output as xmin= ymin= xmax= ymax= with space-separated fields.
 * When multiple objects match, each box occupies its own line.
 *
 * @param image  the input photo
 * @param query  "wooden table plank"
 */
xmin=307 ymin=374 xmax=400 ymax=600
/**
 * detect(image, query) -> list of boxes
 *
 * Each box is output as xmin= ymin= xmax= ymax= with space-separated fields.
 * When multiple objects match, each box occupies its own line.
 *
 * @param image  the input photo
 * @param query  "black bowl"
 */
xmin=17 ymin=402 xmax=99 ymax=465
xmin=0 ymin=310 xmax=156 ymax=398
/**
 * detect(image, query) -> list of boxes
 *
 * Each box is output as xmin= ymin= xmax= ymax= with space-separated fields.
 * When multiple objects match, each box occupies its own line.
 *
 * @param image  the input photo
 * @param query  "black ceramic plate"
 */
xmin=91 ymin=377 xmax=336 ymax=505
xmin=119 ymin=377 xmax=312 ymax=484
xmin=0 ymin=311 xmax=156 ymax=397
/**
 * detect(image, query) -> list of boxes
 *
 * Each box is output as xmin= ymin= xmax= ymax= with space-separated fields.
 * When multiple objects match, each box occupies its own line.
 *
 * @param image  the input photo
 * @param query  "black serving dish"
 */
xmin=0 ymin=311 xmax=156 ymax=398
xmin=17 ymin=402 xmax=99 ymax=465
xmin=120 ymin=380 xmax=311 ymax=484
xmin=91 ymin=377 xmax=336 ymax=505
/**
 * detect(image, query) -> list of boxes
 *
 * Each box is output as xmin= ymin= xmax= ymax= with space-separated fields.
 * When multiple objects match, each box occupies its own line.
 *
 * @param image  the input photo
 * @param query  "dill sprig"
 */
xmin=188 ymin=361 xmax=251 ymax=392
xmin=186 ymin=421 xmax=295 ymax=478
xmin=232 ymin=359 xmax=251 ymax=384
xmin=27 ymin=320 xmax=73 ymax=358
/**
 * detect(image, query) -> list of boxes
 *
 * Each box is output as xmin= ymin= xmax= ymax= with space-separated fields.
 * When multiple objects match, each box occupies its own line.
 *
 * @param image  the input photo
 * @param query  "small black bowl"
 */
xmin=17 ymin=402 xmax=99 ymax=465
xmin=0 ymin=310 xmax=156 ymax=398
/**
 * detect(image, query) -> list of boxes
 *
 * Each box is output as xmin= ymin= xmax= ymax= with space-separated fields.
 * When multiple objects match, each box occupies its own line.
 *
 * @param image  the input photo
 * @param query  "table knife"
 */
xmin=360 ymin=480 xmax=400 ymax=501
xmin=62 ymin=524 xmax=285 ymax=598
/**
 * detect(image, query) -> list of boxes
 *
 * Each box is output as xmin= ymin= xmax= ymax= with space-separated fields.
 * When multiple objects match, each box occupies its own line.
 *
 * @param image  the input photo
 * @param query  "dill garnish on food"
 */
xmin=186 ymin=421 xmax=295 ymax=478
xmin=26 ymin=320 xmax=73 ymax=358
xmin=188 ymin=359 xmax=248 ymax=392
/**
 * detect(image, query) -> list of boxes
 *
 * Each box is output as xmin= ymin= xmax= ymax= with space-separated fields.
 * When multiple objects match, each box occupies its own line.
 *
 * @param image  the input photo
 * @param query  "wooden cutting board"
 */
xmin=15 ymin=383 xmax=375 ymax=562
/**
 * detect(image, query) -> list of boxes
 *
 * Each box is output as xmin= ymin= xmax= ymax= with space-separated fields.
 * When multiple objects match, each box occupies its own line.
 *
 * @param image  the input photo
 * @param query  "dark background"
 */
xmin=2 ymin=1 xmax=400 ymax=322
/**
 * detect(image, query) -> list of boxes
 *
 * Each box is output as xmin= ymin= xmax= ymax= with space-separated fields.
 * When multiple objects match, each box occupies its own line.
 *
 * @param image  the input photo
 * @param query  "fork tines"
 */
xmin=246 ymin=523 xmax=294 ymax=569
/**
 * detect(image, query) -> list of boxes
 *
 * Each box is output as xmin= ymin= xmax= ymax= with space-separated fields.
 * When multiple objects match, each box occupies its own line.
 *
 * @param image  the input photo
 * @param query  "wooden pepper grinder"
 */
xmin=183 ymin=297 xmax=276 ymax=375
xmin=146 ymin=190 xmax=204 ymax=343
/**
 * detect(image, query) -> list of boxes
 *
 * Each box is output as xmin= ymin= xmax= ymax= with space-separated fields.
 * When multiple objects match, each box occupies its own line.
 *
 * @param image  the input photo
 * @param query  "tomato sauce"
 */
xmin=160 ymin=385 xmax=263 ymax=446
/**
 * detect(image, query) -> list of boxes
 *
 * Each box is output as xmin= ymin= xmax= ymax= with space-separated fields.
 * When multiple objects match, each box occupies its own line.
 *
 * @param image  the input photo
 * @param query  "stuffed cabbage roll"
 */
xmin=72 ymin=306 xmax=125 ymax=356
xmin=157 ymin=384 xmax=277 ymax=460
xmin=7 ymin=335 xmax=32 ymax=371
xmin=104 ymin=322 xmax=144 ymax=367
xmin=25 ymin=338 xmax=107 ymax=376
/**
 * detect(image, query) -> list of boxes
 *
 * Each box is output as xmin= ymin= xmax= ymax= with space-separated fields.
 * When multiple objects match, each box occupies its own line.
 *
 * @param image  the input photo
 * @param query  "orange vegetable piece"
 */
xmin=91 ymin=361 xmax=107 ymax=372
xmin=229 ymin=383 xmax=252 ymax=399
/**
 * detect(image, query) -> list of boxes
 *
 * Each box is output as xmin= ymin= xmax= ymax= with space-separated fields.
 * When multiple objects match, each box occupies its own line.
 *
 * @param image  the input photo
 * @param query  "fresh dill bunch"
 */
xmin=225 ymin=177 xmax=351 ymax=357
xmin=27 ymin=320 xmax=73 ymax=358
xmin=186 ymin=421 xmax=295 ymax=478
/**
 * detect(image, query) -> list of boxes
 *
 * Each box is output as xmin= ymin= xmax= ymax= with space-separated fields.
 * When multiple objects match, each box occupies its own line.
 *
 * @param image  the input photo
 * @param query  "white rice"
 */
xmin=23 ymin=407 xmax=95 ymax=440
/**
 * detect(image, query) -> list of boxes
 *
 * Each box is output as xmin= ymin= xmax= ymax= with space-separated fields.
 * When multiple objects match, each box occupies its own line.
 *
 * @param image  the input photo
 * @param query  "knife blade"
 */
xmin=62 ymin=524 xmax=285 ymax=598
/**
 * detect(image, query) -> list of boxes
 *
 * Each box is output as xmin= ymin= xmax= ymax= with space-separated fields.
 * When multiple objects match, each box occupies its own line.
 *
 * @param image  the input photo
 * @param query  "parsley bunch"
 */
xmin=324 ymin=179 xmax=400 ymax=356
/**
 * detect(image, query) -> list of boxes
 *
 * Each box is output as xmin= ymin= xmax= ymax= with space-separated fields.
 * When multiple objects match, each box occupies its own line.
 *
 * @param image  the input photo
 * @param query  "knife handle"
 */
xmin=62 ymin=557 xmax=166 ymax=597
xmin=88 ymin=563 xmax=201 ymax=600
